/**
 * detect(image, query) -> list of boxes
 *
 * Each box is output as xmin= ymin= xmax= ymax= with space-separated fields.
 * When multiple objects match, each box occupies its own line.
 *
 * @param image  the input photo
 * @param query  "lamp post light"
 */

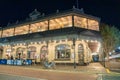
xmin=18 ymin=53 xmax=21 ymax=60
xmin=46 ymin=41 xmax=49 ymax=48
xmin=73 ymin=38 xmax=76 ymax=69
xmin=46 ymin=41 xmax=49 ymax=60
xmin=26 ymin=42 xmax=29 ymax=59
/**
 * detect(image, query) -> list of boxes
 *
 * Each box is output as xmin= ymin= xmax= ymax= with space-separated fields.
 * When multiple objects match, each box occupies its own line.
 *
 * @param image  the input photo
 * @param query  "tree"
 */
xmin=100 ymin=24 xmax=120 ymax=67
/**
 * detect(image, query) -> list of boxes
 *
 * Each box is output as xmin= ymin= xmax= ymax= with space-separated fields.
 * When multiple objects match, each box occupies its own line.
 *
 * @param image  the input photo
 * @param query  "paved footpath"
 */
xmin=0 ymin=63 xmax=106 ymax=80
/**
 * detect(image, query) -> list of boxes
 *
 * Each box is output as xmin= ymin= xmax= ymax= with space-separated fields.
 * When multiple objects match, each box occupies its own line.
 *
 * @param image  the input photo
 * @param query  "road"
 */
xmin=0 ymin=65 xmax=98 ymax=80
xmin=98 ymin=74 xmax=120 ymax=80
xmin=0 ymin=73 xmax=46 ymax=80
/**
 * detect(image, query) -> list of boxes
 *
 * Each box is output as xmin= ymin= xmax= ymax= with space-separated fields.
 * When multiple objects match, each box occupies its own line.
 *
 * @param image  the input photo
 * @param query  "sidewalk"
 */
xmin=1 ymin=62 xmax=119 ymax=80
xmin=0 ymin=63 xmax=103 ymax=80
xmin=0 ymin=62 xmax=106 ymax=74
xmin=21 ymin=62 xmax=107 ymax=74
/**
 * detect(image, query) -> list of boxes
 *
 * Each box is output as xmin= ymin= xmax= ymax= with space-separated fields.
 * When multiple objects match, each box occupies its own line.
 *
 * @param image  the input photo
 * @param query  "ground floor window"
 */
xmin=16 ymin=47 xmax=24 ymax=59
xmin=40 ymin=46 xmax=48 ymax=61
xmin=0 ymin=52 xmax=2 ymax=59
xmin=78 ymin=44 xmax=84 ymax=54
xmin=27 ymin=46 xmax=36 ymax=59
xmin=55 ymin=44 xmax=71 ymax=59
xmin=78 ymin=44 xmax=84 ymax=63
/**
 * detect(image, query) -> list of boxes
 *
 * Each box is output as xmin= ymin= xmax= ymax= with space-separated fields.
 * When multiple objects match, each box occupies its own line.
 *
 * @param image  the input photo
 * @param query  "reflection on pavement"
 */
xmin=0 ymin=73 xmax=47 ymax=80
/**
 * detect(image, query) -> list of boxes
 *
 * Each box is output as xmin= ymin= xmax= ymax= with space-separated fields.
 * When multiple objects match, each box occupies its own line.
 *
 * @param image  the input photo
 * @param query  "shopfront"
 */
xmin=0 ymin=8 xmax=102 ymax=65
xmin=55 ymin=44 xmax=71 ymax=60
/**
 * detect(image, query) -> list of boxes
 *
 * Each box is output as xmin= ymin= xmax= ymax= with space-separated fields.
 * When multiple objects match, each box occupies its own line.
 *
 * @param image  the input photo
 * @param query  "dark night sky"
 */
xmin=0 ymin=0 xmax=120 ymax=29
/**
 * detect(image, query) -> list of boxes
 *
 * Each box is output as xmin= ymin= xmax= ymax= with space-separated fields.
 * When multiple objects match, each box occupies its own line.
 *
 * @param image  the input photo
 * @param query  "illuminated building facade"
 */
xmin=0 ymin=8 xmax=102 ymax=65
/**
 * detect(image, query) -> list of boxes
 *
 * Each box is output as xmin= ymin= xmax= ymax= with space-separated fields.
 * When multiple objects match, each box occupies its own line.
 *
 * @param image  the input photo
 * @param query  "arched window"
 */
xmin=16 ymin=47 xmax=24 ymax=59
xmin=40 ymin=46 xmax=48 ymax=61
xmin=78 ymin=44 xmax=84 ymax=63
xmin=0 ymin=46 xmax=3 ymax=59
xmin=28 ymin=46 xmax=36 ymax=59
xmin=78 ymin=44 xmax=84 ymax=54
xmin=55 ymin=44 xmax=71 ymax=59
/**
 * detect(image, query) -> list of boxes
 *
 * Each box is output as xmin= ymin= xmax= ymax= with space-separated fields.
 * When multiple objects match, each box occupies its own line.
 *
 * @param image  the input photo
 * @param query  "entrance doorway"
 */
xmin=78 ymin=44 xmax=84 ymax=65
xmin=88 ymin=42 xmax=100 ymax=62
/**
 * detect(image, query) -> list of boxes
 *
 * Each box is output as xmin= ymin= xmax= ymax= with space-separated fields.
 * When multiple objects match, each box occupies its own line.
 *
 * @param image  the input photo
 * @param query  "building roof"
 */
xmin=1 ymin=7 xmax=100 ymax=30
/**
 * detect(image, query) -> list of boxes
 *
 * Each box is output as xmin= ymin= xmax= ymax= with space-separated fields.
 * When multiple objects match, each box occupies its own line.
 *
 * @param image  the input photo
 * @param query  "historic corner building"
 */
xmin=0 ymin=7 xmax=103 ymax=65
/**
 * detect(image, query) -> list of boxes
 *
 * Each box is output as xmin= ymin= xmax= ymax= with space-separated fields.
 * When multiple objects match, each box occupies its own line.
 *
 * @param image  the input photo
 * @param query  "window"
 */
xmin=16 ymin=47 xmax=24 ymax=59
xmin=55 ymin=44 xmax=71 ymax=59
xmin=78 ymin=44 xmax=84 ymax=54
xmin=49 ymin=16 xmax=72 ymax=30
xmin=78 ymin=44 xmax=84 ymax=63
xmin=40 ymin=46 xmax=48 ymax=61
xmin=88 ymin=19 xmax=99 ymax=31
xmin=74 ymin=16 xmax=87 ymax=28
xmin=27 ymin=46 xmax=36 ymax=59
xmin=30 ymin=21 xmax=48 ymax=33
xmin=2 ymin=28 xmax=14 ymax=37
xmin=0 ymin=46 xmax=3 ymax=59
xmin=15 ymin=25 xmax=29 ymax=36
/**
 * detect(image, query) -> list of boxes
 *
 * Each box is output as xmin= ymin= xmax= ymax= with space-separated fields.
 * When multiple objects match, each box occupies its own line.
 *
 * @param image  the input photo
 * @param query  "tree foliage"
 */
xmin=100 ymin=23 xmax=120 ymax=60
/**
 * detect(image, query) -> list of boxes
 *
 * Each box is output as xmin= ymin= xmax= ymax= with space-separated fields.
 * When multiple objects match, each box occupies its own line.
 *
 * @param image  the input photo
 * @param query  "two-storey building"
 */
xmin=0 ymin=7 xmax=102 ymax=65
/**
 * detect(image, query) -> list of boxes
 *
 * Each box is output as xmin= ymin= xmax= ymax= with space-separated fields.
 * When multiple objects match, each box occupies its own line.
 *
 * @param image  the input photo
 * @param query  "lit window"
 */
xmin=88 ymin=19 xmax=99 ymax=31
xmin=27 ymin=46 xmax=36 ymax=59
xmin=55 ymin=44 xmax=71 ymax=59
xmin=74 ymin=16 xmax=87 ymax=28
xmin=2 ymin=28 xmax=14 ymax=37
xmin=49 ymin=16 xmax=72 ymax=30
xmin=78 ymin=44 xmax=84 ymax=63
xmin=40 ymin=46 xmax=48 ymax=61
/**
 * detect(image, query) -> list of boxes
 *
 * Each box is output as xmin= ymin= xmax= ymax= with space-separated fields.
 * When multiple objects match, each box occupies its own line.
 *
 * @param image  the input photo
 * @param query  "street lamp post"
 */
xmin=104 ymin=52 xmax=106 ymax=67
xmin=26 ymin=42 xmax=29 ymax=59
xmin=73 ymin=38 xmax=76 ymax=69
xmin=46 ymin=41 xmax=49 ymax=61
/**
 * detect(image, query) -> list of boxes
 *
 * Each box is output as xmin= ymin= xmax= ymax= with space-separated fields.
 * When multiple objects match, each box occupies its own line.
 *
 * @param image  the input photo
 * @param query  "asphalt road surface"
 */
xmin=97 ymin=74 xmax=120 ymax=80
xmin=102 ymin=75 xmax=120 ymax=80
xmin=0 ymin=65 xmax=98 ymax=80
xmin=0 ymin=73 xmax=47 ymax=80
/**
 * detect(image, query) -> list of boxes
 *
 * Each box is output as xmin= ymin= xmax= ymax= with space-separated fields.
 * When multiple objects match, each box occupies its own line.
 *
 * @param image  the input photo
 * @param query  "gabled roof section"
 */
xmin=29 ymin=9 xmax=40 ymax=17
xmin=2 ymin=7 xmax=100 ymax=29
xmin=29 ymin=9 xmax=41 ymax=20
xmin=45 ymin=7 xmax=100 ymax=21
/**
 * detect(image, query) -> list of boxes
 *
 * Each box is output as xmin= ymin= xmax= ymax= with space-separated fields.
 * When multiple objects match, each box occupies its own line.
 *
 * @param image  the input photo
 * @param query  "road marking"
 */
xmin=97 ymin=74 xmax=103 ymax=80
xmin=106 ymin=68 xmax=110 ymax=73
